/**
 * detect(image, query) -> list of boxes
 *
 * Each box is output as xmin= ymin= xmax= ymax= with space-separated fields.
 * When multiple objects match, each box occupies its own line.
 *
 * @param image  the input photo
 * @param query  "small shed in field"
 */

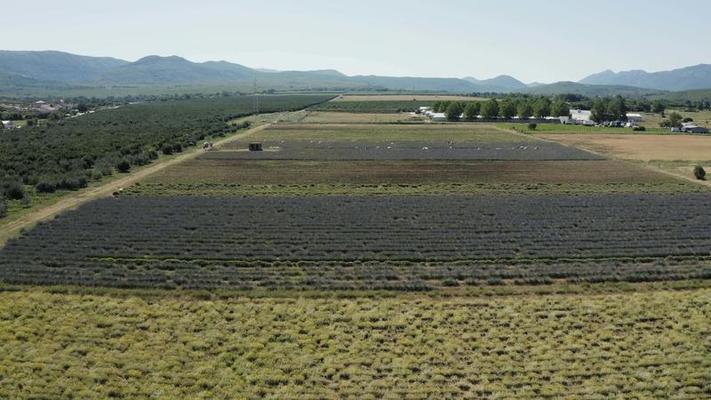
xmin=431 ymin=113 xmax=447 ymax=122
xmin=249 ymin=143 xmax=263 ymax=151
xmin=626 ymin=113 xmax=643 ymax=123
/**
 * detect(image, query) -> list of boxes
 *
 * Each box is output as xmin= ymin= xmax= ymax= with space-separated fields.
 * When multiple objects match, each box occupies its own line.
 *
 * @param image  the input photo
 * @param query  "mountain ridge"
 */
xmin=0 ymin=50 xmax=707 ymax=96
xmin=580 ymin=64 xmax=711 ymax=91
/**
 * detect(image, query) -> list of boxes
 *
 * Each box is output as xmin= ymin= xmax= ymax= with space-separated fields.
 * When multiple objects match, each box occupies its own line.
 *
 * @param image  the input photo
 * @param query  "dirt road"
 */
xmin=0 ymin=123 xmax=270 ymax=245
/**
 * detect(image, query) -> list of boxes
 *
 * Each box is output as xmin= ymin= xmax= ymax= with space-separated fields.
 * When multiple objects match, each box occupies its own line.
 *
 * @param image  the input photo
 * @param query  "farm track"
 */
xmin=0 ymin=123 xmax=271 ymax=247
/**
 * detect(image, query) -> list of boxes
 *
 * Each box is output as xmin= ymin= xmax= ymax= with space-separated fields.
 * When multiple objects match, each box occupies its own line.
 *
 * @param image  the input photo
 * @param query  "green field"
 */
xmin=500 ymin=123 xmax=668 ymax=135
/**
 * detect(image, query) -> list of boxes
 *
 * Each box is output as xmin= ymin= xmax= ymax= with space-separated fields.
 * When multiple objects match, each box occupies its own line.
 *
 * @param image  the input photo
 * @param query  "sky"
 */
xmin=2 ymin=0 xmax=710 ymax=83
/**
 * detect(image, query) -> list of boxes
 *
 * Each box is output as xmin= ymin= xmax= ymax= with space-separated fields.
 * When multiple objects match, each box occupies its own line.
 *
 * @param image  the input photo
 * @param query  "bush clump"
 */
xmin=693 ymin=166 xmax=706 ymax=180
xmin=1 ymin=181 xmax=26 ymax=200
xmin=116 ymin=160 xmax=131 ymax=173
xmin=36 ymin=181 xmax=57 ymax=193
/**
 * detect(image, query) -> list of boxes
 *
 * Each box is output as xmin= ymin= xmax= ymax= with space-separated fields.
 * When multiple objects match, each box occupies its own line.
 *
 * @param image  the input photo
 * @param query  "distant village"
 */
xmin=2 ymin=99 xmax=709 ymax=134
xmin=418 ymin=106 xmax=709 ymax=133
xmin=1 ymin=100 xmax=103 ymax=130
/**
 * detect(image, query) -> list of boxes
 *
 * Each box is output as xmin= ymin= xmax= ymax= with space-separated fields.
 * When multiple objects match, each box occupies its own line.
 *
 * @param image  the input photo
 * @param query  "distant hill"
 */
xmin=0 ymin=50 xmax=708 ymax=97
xmin=347 ymin=75 xmax=478 ymax=92
xmin=523 ymin=81 xmax=663 ymax=97
xmin=463 ymin=75 xmax=527 ymax=92
xmin=649 ymin=88 xmax=711 ymax=103
xmin=579 ymin=64 xmax=711 ymax=91
xmin=100 ymin=56 xmax=255 ymax=84
xmin=0 ymin=50 xmax=128 ymax=83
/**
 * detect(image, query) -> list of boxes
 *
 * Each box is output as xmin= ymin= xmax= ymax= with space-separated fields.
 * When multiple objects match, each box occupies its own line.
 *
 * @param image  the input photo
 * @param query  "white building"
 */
xmin=626 ymin=113 xmax=643 ymax=123
xmin=1 ymin=121 xmax=17 ymax=130
xmin=431 ymin=113 xmax=447 ymax=122
xmin=570 ymin=109 xmax=594 ymax=125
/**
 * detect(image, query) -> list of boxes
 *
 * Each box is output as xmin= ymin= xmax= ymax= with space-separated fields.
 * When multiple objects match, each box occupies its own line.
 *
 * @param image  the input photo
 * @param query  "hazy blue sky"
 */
xmin=2 ymin=0 xmax=710 ymax=82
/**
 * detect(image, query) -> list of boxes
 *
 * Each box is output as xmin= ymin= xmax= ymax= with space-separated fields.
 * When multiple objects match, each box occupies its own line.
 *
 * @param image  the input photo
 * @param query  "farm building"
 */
xmin=1 ymin=121 xmax=17 ymax=130
xmin=30 ymin=101 xmax=59 ymax=114
xmin=570 ymin=109 xmax=594 ymax=125
xmin=626 ymin=113 xmax=643 ymax=123
xmin=431 ymin=113 xmax=447 ymax=122
xmin=681 ymin=123 xmax=709 ymax=134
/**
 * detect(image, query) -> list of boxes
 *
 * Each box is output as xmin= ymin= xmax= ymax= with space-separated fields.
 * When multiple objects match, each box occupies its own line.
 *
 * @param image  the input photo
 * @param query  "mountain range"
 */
xmin=579 ymin=64 xmax=711 ymax=91
xmin=0 ymin=50 xmax=710 ymax=97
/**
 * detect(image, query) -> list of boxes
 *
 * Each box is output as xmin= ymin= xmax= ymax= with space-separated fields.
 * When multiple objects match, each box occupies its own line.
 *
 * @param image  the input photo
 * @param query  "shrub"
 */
xmin=2 ymin=181 xmax=26 ymax=200
xmin=527 ymin=123 xmax=538 ymax=131
xmin=693 ymin=166 xmax=706 ymax=180
xmin=96 ymin=161 xmax=114 ymax=177
xmin=20 ymin=195 xmax=32 ymax=208
xmin=0 ymin=197 xmax=6 ymax=218
xmin=36 ymin=181 xmax=57 ymax=193
xmin=633 ymin=126 xmax=646 ymax=131
xmin=58 ymin=177 xmax=88 ymax=190
xmin=116 ymin=160 xmax=131 ymax=173
xmin=161 ymin=144 xmax=174 ymax=155
xmin=89 ymin=169 xmax=104 ymax=180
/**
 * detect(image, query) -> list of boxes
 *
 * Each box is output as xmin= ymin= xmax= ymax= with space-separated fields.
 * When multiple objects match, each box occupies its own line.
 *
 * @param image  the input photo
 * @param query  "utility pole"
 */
xmin=253 ymin=74 xmax=259 ymax=114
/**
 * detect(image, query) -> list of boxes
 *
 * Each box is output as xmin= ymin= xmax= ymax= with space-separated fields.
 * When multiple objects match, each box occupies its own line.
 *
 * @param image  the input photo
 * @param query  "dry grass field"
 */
xmin=640 ymin=110 xmax=711 ymax=129
xmin=537 ymin=133 xmax=711 ymax=183
xmin=538 ymin=134 xmax=711 ymax=162
xmin=1 ymin=287 xmax=708 ymax=399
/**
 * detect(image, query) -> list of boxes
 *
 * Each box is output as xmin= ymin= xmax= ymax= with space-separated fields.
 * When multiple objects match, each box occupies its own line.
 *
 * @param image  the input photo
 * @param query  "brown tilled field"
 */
xmin=144 ymin=159 xmax=677 ymax=185
xmin=539 ymin=133 xmax=711 ymax=161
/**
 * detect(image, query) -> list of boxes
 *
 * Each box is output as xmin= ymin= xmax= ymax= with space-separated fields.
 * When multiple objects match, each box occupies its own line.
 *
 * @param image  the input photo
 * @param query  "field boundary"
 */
xmin=1 ymin=279 xmax=708 ymax=300
xmin=0 ymin=123 xmax=271 ymax=246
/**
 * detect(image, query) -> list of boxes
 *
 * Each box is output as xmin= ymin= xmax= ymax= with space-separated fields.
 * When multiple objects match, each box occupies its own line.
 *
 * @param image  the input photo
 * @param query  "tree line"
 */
xmin=431 ymin=97 xmax=570 ymax=122
xmin=429 ymin=95 xmax=681 ymax=123
xmin=0 ymin=95 xmax=334 ymax=217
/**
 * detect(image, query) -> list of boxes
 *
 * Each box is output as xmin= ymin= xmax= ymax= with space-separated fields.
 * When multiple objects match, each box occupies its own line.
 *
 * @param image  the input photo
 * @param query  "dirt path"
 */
xmin=0 ymin=123 xmax=270 ymax=245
